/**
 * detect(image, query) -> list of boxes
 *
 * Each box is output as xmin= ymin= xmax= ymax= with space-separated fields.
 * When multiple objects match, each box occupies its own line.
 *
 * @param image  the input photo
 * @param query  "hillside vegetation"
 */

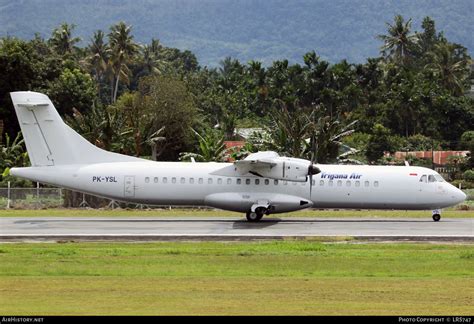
xmin=0 ymin=0 xmax=472 ymax=66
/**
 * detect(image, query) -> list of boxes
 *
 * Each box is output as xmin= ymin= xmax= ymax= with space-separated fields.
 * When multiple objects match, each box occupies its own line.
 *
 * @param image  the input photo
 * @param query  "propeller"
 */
xmin=308 ymin=133 xmax=321 ymax=197
xmin=308 ymin=163 xmax=321 ymax=197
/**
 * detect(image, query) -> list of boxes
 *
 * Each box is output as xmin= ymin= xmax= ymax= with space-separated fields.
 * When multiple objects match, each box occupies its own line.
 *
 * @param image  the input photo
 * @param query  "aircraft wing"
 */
xmin=234 ymin=151 xmax=279 ymax=175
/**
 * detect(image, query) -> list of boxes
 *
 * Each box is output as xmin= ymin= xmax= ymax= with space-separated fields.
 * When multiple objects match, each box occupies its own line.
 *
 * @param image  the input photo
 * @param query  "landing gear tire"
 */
xmin=246 ymin=211 xmax=264 ymax=222
xmin=432 ymin=214 xmax=441 ymax=222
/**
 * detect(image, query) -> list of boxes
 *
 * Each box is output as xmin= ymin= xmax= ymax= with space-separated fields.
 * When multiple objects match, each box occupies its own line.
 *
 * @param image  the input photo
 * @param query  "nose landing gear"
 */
xmin=432 ymin=209 xmax=441 ymax=222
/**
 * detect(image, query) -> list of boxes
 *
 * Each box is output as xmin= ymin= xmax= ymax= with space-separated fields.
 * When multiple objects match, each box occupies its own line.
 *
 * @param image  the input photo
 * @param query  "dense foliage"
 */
xmin=0 ymin=15 xmax=473 ymax=186
xmin=1 ymin=0 xmax=473 ymax=66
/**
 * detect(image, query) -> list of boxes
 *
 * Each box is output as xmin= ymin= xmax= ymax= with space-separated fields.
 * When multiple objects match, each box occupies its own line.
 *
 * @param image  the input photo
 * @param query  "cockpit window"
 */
xmin=421 ymin=173 xmax=445 ymax=183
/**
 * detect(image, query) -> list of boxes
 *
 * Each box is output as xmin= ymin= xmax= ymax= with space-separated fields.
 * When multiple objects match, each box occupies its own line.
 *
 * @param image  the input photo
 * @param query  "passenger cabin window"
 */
xmin=217 ymin=178 xmax=222 ymax=185
xmin=320 ymin=180 xmax=324 ymax=186
xmin=163 ymin=177 xmax=168 ymax=184
xmin=374 ymin=181 xmax=379 ymax=187
xmin=237 ymin=179 xmax=242 ymax=185
xmin=364 ymin=181 xmax=369 ymax=187
xmin=198 ymin=178 xmax=203 ymax=184
xmin=337 ymin=180 xmax=342 ymax=187
xmin=265 ymin=179 xmax=269 ymax=185
xmin=227 ymin=178 xmax=232 ymax=185
xmin=172 ymin=177 xmax=177 ymax=184
xmin=346 ymin=181 xmax=351 ymax=187
xmin=154 ymin=177 xmax=158 ymax=183
xmin=208 ymin=178 xmax=213 ymax=184
xmin=255 ymin=179 xmax=260 ymax=185
xmin=274 ymin=180 xmax=279 ymax=185
xmin=355 ymin=181 xmax=360 ymax=187
xmin=246 ymin=179 xmax=251 ymax=185
xmin=329 ymin=180 xmax=334 ymax=187
xmin=189 ymin=178 xmax=194 ymax=184
xmin=180 ymin=177 xmax=185 ymax=184
xmin=145 ymin=177 xmax=150 ymax=183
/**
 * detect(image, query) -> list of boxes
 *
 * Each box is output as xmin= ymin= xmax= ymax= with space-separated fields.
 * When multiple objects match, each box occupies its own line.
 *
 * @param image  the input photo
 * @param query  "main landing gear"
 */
xmin=432 ymin=209 xmax=441 ymax=222
xmin=246 ymin=207 xmax=267 ymax=222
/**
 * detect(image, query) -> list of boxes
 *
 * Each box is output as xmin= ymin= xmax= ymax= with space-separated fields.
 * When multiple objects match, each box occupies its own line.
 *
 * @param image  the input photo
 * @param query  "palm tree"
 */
xmin=252 ymin=99 xmax=312 ymax=158
xmin=378 ymin=15 xmax=417 ymax=64
xmin=108 ymin=22 xmax=139 ymax=103
xmin=426 ymin=42 xmax=469 ymax=96
xmin=86 ymin=30 xmax=110 ymax=94
xmin=180 ymin=129 xmax=227 ymax=162
xmin=308 ymin=114 xmax=358 ymax=163
xmin=252 ymin=101 xmax=358 ymax=164
xmin=49 ymin=23 xmax=81 ymax=55
xmin=141 ymin=43 xmax=166 ymax=75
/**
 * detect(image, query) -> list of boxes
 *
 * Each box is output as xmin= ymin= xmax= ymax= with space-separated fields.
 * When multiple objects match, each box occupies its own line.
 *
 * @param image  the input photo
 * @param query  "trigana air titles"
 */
xmin=9 ymin=92 xmax=466 ymax=221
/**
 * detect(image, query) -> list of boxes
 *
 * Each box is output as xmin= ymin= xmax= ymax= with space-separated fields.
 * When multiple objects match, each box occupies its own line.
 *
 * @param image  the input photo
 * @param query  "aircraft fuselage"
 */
xmin=11 ymin=161 xmax=466 ymax=213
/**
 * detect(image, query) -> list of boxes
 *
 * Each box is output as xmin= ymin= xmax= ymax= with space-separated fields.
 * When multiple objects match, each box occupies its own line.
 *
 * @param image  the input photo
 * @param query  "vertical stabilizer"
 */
xmin=10 ymin=91 xmax=143 ymax=166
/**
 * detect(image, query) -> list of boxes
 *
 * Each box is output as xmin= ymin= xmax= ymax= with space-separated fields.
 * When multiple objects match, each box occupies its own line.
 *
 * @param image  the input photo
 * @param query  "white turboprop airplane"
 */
xmin=9 ymin=91 xmax=466 ymax=221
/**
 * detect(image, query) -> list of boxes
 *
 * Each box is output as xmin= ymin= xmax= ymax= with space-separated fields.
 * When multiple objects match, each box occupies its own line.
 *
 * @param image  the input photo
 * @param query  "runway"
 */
xmin=0 ymin=217 xmax=473 ymax=242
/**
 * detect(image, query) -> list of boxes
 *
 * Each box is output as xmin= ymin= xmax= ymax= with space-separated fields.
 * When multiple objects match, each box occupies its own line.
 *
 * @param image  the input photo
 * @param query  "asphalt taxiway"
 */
xmin=0 ymin=217 xmax=472 ymax=242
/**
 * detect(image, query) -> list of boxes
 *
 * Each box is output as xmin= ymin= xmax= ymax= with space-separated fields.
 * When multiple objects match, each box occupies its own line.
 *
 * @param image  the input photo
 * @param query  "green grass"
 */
xmin=0 ymin=242 xmax=473 ymax=315
xmin=0 ymin=208 xmax=472 ymax=218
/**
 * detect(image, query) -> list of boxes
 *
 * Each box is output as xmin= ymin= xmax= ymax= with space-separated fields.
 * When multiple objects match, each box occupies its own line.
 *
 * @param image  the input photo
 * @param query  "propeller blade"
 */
xmin=308 ymin=163 xmax=321 ymax=198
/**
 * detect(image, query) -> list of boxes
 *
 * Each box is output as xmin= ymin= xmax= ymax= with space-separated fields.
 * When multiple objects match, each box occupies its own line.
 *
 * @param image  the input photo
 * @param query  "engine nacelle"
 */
xmin=253 ymin=157 xmax=310 ymax=182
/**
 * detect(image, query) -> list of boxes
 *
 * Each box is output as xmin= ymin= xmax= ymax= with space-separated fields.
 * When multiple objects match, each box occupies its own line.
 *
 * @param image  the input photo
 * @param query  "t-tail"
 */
xmin=9 ymin=91 xmax=144 ymax=183
xmin=10 ymin=91 xmax=142 ymax=167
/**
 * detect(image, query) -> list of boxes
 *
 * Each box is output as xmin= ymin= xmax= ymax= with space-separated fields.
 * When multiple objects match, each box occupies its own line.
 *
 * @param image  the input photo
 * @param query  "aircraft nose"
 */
xmin=452 ymin=187 xmax=467 ymax=204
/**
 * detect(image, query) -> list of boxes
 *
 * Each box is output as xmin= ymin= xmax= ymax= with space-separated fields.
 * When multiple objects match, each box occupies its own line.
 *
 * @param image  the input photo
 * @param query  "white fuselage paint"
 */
xmin=11 ymin=161 xmax=467 ymax=213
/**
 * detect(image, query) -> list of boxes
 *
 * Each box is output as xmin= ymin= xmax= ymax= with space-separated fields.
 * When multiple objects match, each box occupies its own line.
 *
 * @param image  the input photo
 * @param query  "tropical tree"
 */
xmin=145 ymin=126 xmax=166 ymax=161
xmin=86 ymin=30 xmax=110 ymax=95
xmin=365 ymin=124 xmax=393 ymax=163
xmin=47 ymin=67 xmax=97 ymax=117
xmin=260 ymin=100 xmax=313 ymax=158
xmin=138 ymin=75 xmax=199 ymax=160
xmin=0 ymin=132 xmax=29 ymax=177
xmin=307 ymin=111 xmax=358 ymax=164
xmin=65 ymin=103 xmax=132 ymax=153
xmin=49 ymin=23 xmax=81 ymax=56
xmin=426 ymin=41 xmax=470 ymax=96
xmin=113 ymin=92 xmax=149 ymax=157
xmin=180 ymin=129 xmax=227 ymax=162
xmin=108 ymin=22 xmax=140 ymax=103
xmin=378 ymin=15 xmax=418 ymax=64
xmin=141 ymin=39 xmax=167 ymax=75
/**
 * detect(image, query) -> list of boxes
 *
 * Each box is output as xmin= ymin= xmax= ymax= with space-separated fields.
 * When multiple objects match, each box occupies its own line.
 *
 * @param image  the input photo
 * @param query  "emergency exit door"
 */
xmin=124 ymin=176 xmax=135 ymax=198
